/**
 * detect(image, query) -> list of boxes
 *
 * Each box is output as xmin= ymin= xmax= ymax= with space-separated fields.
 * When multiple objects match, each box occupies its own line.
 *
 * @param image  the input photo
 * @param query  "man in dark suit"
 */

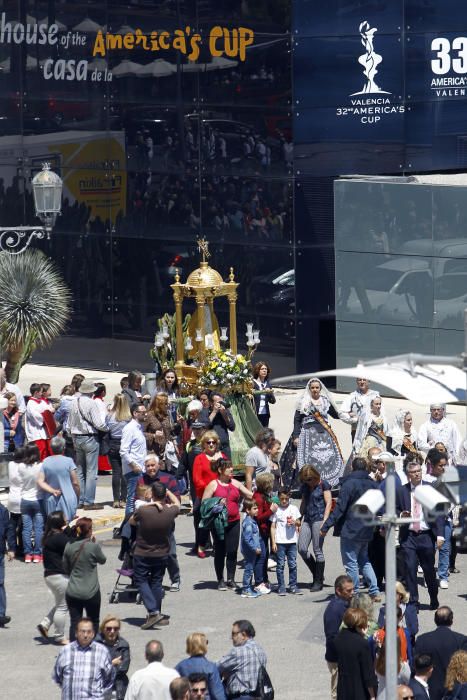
xmin=409 ymin=654 xmax=433 ymax=700
xmin=415 ymin=606 xmax=467 ymax=700
xmin=323 ymin=574 xmax=355 ymax=700
xmin=396 ymin=456 xmax=444 ymax=609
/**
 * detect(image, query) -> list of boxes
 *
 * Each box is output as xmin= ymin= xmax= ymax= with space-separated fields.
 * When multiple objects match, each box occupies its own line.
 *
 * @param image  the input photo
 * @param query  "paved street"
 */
xmin=1 ymin=369 xmax=466 ymax=699
xmin=2 ymin=488 xmax=466 ymax=700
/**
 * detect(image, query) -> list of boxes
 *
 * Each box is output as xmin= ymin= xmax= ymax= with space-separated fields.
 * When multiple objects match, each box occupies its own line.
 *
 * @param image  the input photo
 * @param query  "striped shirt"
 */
xmin=68 ymin=396 xmax=107 ymax=436
xmin=53 ymin=640 xmax=115 ymax=699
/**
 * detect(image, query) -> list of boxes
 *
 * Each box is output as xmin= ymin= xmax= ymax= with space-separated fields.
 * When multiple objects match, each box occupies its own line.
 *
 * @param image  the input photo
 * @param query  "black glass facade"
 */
xmin=335 ymin=176 xmax=467 ymax=390
xmin=0 ymin=0 xmax=297 ymax=374
xmin=3 ymin=1 xmax=467 ymax=375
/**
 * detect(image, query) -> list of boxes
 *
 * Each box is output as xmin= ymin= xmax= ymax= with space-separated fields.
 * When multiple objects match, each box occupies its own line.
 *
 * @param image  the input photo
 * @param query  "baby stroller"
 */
xmin=109 ymin=517 xmax=142 ymax=605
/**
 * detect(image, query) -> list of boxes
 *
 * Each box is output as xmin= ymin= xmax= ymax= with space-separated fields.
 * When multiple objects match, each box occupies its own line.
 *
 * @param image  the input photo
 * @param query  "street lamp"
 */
xmin=352 ymin=454 xmax=449 ymax=700
xmin=0 ymin=163 xmax=63 ymax=255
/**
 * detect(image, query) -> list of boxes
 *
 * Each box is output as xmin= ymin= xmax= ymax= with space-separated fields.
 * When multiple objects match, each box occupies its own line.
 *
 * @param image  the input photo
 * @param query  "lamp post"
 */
xmin=0 ymin=163 xmax=63 ymax=255
xmin=352 ymin=455 xmax=451 ymax=699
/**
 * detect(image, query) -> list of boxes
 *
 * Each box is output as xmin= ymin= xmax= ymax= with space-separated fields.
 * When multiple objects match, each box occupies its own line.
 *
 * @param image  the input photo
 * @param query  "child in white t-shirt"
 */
xmin=271 ymin=488 xmax=302 ymax=595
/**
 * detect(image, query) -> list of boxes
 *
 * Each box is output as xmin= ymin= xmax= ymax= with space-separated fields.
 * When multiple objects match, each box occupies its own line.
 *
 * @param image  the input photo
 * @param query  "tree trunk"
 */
xmin=4 ymin=333 xmax=36 ymax=383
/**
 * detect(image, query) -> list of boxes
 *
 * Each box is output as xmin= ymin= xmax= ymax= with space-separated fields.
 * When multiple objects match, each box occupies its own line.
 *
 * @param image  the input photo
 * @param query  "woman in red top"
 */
xmin=202 ymin=460 xmax=252 ymax=590
xmin=192 ymin=431 xmax=226 ymax=558
xmin=253 ymin=472 xmax=278 ymax=592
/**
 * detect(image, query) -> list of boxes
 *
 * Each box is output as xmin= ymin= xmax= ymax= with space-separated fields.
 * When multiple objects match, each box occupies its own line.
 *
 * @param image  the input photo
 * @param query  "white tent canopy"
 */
xmin=274 ymin=356 xmax=467 ymax=405
xmin=111 ymin=59 xmax=143 ymax=77
xmin=73 ymin=18 xmax=103 ymax=32
xmin=137 ymin=59 xmax=176 ymax=77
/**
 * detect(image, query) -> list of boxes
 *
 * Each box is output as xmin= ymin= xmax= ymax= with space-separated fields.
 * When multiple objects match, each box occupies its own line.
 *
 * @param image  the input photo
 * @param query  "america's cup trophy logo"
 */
xmin=351 ymin=20 xmax=391 ymax=95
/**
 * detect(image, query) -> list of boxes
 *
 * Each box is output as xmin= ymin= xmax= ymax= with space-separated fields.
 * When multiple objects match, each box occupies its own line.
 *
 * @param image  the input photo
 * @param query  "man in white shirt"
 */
xmin=68 ymin=379 xmax=108 ymax=510
xmin=120 ymin=403 xmax=147 ymax=514
xmin=125 ymin=640 xmax=178 ymax=700
xmin=339 ymin=378 xmax=379 ymax=441
xmin=418 ymin=404 xmax=462 ymax=465
xmin=0 ymin=369 xmax=26 ymax=414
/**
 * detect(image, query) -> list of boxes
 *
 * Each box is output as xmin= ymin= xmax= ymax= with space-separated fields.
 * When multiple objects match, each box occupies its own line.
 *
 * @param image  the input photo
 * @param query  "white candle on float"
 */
xmin=195 ymin=329 xmax=203 ymax=342
xmin=220 ymin=327 xmax=228 ymax=341
xmin=155 ymin=332 xmax=164 ymax=348
xmin=162 ymin=323 xmax=170 ymax=339
xmin=246 ymin=322 xmax=253 ymax=336
xmin=184 ymin=336 xmax=193 ymax=351
xmin=205 ymin=334 xmax=214 ymax=349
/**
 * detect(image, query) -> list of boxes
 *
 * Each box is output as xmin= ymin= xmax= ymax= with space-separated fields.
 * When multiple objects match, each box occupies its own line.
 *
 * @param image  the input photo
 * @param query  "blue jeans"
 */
xmin=276 ymin=542 xmax=297 ymax=591
xmin=438 ymin=520 xmax=452 ymax=581
xmin=256 ymin=535 xmax=268 ymax=585
xmin=242 ymin=550 xmax=259 ymax=591
xmin=73 ymin=435 xmax=99 ymax=505
xmin=21 ymin=499 xmax=44 ymax=555
xmin=133 ymin=555 xmax=167 ymax=614
xmin=124 ymin=471 xmax=140 ymax=515
xmin=0 ymin=555 xmax=5 ymax=616
xmin=340 ymin=537 xmax=379 ymax=596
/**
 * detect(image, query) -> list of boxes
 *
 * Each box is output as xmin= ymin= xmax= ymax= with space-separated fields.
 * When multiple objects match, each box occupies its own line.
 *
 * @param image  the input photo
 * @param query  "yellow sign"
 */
xmin=50 ymin=134 xmax=126 ymax=225
xmin=93 ymin=26 xmax=254 ymax=62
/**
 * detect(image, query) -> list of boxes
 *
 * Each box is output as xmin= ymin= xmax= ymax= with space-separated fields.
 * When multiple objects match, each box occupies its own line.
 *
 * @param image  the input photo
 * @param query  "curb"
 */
xmin=76 ymin=510 xmax=123 ymax=530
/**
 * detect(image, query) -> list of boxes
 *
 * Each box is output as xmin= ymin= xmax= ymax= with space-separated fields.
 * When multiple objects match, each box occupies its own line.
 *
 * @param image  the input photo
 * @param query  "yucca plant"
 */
xmin=0 ymin=250 xmax=71 ymax=382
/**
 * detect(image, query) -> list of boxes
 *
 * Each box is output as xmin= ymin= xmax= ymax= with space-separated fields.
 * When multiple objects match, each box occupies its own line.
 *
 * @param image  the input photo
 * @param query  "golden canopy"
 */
xmin=170 ymin=239 xmax=239 ymax=381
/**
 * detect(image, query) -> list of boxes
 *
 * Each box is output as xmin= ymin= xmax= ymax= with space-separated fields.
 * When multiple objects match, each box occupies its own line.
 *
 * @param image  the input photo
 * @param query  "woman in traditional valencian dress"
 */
xmin=353 ymin=395 xmax=389 ymax=457
xmin=281 ymin=378 xmax=344 ymax=489
xmin=388 ymin=408 xmax=417 ymax=458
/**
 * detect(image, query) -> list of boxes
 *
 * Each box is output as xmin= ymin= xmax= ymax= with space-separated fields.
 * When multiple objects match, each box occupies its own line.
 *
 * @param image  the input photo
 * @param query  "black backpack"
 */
xmin=253 ymin=648 xmax=274 ymax=700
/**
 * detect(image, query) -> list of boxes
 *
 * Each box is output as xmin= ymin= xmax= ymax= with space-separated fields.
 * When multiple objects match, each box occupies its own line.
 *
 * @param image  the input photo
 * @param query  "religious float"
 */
xmin=150 ymin=239 xmax=262 ymax=466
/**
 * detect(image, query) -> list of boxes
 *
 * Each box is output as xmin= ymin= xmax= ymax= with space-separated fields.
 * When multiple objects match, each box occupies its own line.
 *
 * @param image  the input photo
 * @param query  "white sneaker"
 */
xmin=439 ymin=580 xmax=449 ymax=589
xmin=255 ymin=583 xmax=271 ymax=595
xmin=267 ymin=558 xmax=277 ymax=570
xmin=417 ymin=565 xmax=423 ymax=574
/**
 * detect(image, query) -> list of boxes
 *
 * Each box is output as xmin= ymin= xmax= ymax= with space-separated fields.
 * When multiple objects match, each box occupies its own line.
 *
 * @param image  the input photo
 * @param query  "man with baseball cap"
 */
xmin=68 ymin=379 xmax=108 ymax=510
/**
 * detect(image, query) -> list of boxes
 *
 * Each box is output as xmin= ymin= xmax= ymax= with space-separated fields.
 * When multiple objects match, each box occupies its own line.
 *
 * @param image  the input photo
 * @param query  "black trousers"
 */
xmin=401 ymin=530 xmax=438 ymax=604
xmin=8 ymin=512 xmax=23 ymax=557
xmin=108 ymin=449 xmax=127 ymax=503
xmin=257 ymin=414 xmax=270 ymax=427
xmin=212 ymin=520 xmax=240 ymax=582
xmin=193 ymin=497 xmax=210 ymax=550
xmin=368 ymin=528 xmax=386 ymax=589
xmin=66 ymin=590 xmax=101 ymax=641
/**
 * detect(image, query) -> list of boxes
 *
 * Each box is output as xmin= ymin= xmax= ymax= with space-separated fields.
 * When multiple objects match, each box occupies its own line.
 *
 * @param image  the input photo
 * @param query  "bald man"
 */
xmin=397 ymin=685 xmax=414 ymax=700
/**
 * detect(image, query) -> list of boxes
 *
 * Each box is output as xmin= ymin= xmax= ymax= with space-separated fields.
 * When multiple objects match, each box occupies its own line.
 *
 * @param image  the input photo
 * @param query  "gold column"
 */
xmin=228 ymin=293 xmax=237 ymax=354
xmin=196 ymin=293 xmax=206 ymax=361
xmin=173 ymin=287 xmax=184 ymax=367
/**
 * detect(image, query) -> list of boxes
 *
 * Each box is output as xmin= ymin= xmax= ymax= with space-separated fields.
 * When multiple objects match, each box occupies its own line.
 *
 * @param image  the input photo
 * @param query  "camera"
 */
xmin=352 ymin=489 xmax=385 ymax=522
xmin=414 ymin=484 xmax=451 ymax=519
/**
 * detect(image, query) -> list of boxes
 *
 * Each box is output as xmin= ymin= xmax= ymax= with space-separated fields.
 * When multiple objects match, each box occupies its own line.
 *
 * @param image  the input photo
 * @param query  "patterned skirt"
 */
xmin=297 ymin=425 xmax=344 ymax=487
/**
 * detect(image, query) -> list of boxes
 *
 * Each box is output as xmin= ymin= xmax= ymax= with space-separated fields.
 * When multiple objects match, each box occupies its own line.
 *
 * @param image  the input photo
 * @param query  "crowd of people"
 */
xmin=0 ymin=363 xmax=466 ymax=699
xmin=324 ymin=578 xmax=467 ymax=700
xmin=51 ymin=616 xmax=267 ymax=700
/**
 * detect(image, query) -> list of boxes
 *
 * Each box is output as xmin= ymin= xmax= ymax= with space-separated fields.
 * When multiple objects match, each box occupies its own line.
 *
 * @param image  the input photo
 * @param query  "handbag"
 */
xmin=77 ymin=399 xmax=109 ymax=455
xmin=97 ymin=431 xmax=110 ymax=456
xmin=253 ymin=648 xmax=274 ymax=700
xmin=176 ymin=476 xmax=188 ymax=495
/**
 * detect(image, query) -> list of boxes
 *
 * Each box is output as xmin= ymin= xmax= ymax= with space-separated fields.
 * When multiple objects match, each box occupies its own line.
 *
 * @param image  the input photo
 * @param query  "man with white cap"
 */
xmin=339 ymin=378 xmax=379 ymax=442
xmin=68 ymin=379 xmax=108 ymax=510
xmin=418 ymin=404 xmax=461 ymax=465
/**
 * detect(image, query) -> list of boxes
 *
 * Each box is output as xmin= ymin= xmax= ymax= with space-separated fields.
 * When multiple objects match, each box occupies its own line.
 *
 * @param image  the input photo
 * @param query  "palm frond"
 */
xmin=0 ymin=250 xmax=71 ymax=348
